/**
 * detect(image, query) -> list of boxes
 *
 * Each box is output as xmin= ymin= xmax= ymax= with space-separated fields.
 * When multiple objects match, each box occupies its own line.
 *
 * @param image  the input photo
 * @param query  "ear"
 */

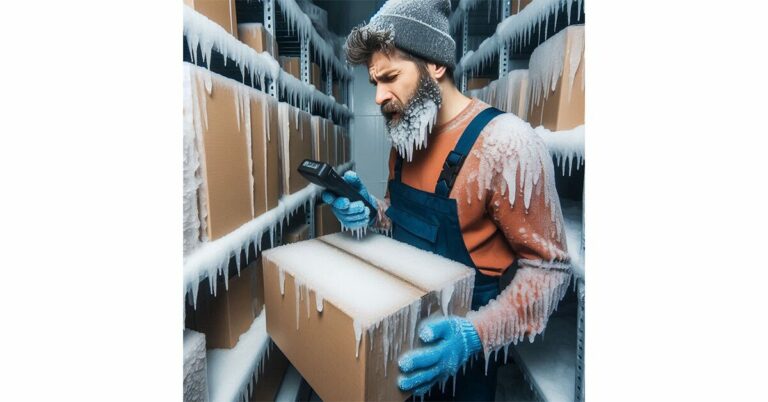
xmin=427 ymin=63 xmax=447 ymax=81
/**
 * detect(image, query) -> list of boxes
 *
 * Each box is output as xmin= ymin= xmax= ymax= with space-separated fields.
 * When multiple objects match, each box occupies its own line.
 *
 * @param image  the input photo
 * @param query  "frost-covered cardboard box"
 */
xmin=277 ymin=103 xmax=313 ymax=195
xmin=237 ymin=23 xmax=279 ymax=57
xmin=184 ymin=0 xmax=238 ymax=39
xmin=527 ymin=25 xmax=585 ymax=131
xmin=262 ymin=233 xmax=475 ymax=401
xmin=250 ymin=91 xmax=281 ymax=215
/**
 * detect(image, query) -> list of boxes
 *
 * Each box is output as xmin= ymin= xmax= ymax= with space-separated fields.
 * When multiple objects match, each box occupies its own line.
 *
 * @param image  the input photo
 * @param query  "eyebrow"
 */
xmin=369 ymin=69 xmax=397 ymax=85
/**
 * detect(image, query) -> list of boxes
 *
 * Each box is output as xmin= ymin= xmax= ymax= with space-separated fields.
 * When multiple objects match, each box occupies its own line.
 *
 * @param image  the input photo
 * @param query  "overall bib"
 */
xmin=386 ymin=107 xmax=508 ymax=401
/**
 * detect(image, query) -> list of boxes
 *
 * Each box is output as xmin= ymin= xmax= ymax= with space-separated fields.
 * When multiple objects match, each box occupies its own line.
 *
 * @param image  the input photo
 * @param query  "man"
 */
xmin=321 ymin=0 xmax=573 ymax=400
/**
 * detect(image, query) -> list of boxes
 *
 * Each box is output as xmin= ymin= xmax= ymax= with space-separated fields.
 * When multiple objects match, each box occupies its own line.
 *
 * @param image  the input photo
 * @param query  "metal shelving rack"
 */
xmin=183 ymin=1 xmax=355 ymax=400
xmin=450 ymin=1 xmax=586 ymax=401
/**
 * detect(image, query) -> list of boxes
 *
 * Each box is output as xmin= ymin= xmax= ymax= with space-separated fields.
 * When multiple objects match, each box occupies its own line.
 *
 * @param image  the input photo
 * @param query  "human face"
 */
xmin=368 ymin=51 xmax=442 ymax=161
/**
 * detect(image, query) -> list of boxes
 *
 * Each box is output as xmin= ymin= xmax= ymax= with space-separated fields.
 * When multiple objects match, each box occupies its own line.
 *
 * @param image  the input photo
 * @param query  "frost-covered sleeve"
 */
xmin=464 ymin=115 xmax=573 ymax=353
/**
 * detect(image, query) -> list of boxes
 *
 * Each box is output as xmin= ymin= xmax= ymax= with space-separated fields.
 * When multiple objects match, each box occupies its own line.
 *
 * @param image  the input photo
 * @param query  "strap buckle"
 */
xmin=438 ymin=151 xmax=466 ymax=189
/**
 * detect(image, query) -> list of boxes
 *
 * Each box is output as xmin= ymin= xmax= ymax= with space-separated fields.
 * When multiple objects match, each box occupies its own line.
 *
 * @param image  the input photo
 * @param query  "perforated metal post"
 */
xmin=264 ymin=0 xmax=277 ymax=97
xmin=498 ymin=0 xmax=511 ymax=76
xmin=575 ymin=277 xmax=585 ymax=402
xmin=460 ymin=12 xmax=469 ymax=93
xmin=300 ymin=33 xmax=311 ymax=112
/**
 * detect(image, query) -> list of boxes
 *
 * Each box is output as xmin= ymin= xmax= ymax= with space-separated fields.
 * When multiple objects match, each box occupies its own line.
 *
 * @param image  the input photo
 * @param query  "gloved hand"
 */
xmin=320 ymin=171 xmax=378 ymax=230
xmin=397 ymin=316 xmax=483 ymax=396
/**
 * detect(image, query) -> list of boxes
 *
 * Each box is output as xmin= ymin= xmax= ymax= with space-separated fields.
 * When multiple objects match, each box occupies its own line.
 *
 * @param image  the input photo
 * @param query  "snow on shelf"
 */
xmin=560 ymin=199 xmax=584 ymax=279
xmin=457 ymin=0 xmax=583 ymax=76
xmin=275 ymin=0 xmax=352 ymax=81
xmin=535 ymin=124 xmax=584 ymax=176
xmin=183 ymin=162 xmax=355 ymax=305
xmin=206 ymin=312 xmax=270 ymax=402
xmin=183 ymin=5 xmax=352 ymax=121
xmin=511 ymin=294 xmax=578 ymax=402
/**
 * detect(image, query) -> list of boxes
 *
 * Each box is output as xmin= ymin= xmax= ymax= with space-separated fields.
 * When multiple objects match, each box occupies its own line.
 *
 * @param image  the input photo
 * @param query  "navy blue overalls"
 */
xmin=387 ymin=107 xmax=508 ymax=401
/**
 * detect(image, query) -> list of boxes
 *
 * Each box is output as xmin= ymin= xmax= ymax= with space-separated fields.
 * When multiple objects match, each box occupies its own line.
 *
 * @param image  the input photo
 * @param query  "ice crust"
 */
xmin=467 ymin=69 xmax=529 ymax=119
xmin=528 ymin=25 xmax=584 ymax=111
xmin=206 ymin=312 xmax=270 ymax=402
xmin=183 ymin=329 xmax=209 ymax=402
xmin=457 ymin=0 xmax=583 ymax=76
xmin=534 ymin=124 xmax=584 ymax=175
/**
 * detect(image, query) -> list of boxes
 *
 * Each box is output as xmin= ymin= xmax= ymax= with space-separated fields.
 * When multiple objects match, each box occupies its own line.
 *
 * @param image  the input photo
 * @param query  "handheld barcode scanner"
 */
xmin=298 ymin=159 xmax=378 ymax=215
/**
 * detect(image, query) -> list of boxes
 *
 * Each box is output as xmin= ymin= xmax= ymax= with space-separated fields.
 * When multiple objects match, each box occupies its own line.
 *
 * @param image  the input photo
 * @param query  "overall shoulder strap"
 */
xmin=435 ymin=107 xmax=504 ymax=197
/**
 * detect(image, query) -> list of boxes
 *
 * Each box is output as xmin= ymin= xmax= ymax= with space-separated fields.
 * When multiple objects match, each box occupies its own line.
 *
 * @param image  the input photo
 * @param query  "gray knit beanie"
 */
xmin=358 ymin=0 xmax=456 ymax=69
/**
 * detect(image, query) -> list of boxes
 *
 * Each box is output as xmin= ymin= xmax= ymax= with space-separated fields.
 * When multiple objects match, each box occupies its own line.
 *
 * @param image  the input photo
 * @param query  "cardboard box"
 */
xmin=249 ymin=346 xmax=290 ymax=402
xmin=280 ymin=56 xmax=321 ymax=88
xmin=512 ymin=0 xmax=533 ymax=14
xmin=238 ymin=23 xmax=279 ymax=57
xmin=250 ymin=91 xmax=281 ymax=216
xmin=198 ymin=261 xmax=260 ymax=349
xmin=332 ymin=81 xmax=342 ymax=102
xmin=184 ymin=0 xmax=238 ymax=39
xmin=262 ymin=232 xmax=475 ymax=401
xmin=325 ymin=119 xmax=337 ymax=166
xmin=277 ymin=104 xmax=313 ymax=195
xmin=187 ymin=64 xmax=253 ymax=240
xmin=285 ymin=223 xmax=309 ymax=244
xmin=315 ymin=203 xmax=341 ymax=236
xmin=527 ymin=25 xmax=585 ymax=131
xmin=311 ymin=116 xmax=330 ymax=164
xmin=467 ymin=77 xmax=491 ymax=91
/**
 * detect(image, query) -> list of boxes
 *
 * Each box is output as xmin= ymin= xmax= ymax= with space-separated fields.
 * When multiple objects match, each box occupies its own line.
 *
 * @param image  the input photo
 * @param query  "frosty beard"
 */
xmin=381 ymin=73 xmax=442 ymax=161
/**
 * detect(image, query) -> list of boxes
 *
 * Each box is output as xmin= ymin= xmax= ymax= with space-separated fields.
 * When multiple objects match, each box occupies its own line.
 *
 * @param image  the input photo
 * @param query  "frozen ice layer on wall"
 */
xmin=319 ymin=232 xmax=475 ymax=315
xmin=184 ymin=329 xmax=209 ymax=402
xmin=206 ymin=313 xmax=269 ymax=402
xmin=534 ymin=124 xmax=584 ymax=175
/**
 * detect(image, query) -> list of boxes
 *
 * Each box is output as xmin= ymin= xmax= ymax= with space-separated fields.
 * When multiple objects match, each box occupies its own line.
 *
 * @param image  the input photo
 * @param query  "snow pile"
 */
xmin=456 ymin=0 xmax=583 ymax=75
xmin=206 ymin=312 xmax=270 ymax=402
xmin=533 ymin=124 xmax=584 ymax=175
xmin=465 ymin=113 xmax=564 ymax=237
xmin=263 ymin=232 xmax=474 ymax=370
xmin=528 ymin=24 xmax=584 ymax=111
xmin=184 ymin=329 xmax=209 ymax=402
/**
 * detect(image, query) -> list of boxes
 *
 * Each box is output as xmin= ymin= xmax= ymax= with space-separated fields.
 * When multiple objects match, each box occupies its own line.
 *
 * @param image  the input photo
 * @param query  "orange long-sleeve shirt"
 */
xmin=375 ymin=98 xmax=573 ymax=352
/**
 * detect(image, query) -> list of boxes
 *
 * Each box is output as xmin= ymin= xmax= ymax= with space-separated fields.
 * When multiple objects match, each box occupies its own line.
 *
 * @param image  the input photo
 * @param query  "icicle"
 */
xmin=440 ymin=284 xmax=454 ymax=316
xmin=315 ymin=291 xmax=324 ymax=312
xmin=279 ymin=267 xmax=285 ymax=295
xmin=353 ymin=320 xmax=363 ymax=358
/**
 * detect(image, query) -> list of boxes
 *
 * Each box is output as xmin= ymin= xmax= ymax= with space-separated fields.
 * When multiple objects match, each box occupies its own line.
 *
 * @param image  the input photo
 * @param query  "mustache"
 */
xmin=381 ymin=100 xmax=405 ymax=117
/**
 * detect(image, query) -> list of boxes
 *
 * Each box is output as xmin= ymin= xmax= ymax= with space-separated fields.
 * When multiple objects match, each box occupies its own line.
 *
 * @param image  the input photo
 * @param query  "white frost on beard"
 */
xmin=465 ymin=113 xmax=564 ymax=238
xmin=387 ymin=100 xmax=438 ymax=162
xmin=467 ymin=267 xmax=571 ymax=357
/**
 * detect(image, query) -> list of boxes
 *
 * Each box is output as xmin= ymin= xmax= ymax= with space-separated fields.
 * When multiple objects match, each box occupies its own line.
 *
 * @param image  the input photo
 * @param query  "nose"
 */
xmin=375 ymin=84 xmax=393 ymax=106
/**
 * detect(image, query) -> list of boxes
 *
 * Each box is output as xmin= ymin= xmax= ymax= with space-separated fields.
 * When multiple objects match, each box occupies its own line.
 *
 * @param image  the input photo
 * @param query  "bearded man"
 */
xmin=320 ymin=0 xmax=573 ymax=400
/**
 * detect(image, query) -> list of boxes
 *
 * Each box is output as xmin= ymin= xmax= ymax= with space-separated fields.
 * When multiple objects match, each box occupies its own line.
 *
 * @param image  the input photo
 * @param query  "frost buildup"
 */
xmin=184 ymin=65 xmax=204 ymax=257
xmin=385 ymin=75 xmax=442 ymax=162
xmin=528 ymin=25 xmax=584 ymax=114
xmin=534 ymin=124 xmax=584 ymax=176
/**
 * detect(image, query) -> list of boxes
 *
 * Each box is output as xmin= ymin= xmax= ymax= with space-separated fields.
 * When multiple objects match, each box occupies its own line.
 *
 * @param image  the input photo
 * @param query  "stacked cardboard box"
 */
xmin=285 ymin=224 xmax=309 ymax=244
xmin=310 ymin=115 xmax=331 ymax=164
xmin=189 ymin=260 xmax=263 ymax=349
xmin=277 ymin=103 xmax=313 ymax=195
xmin=262 ymin=232 xmax=475 ymax=401
xmin=315 ymin=203 xmax=341 ymax=236
xmin=184 ymin=0 xmax=238 ymax=38
xmin=325 ymin=119 xmax=337 ymax=166
xmin=238 ymin=23 xmax=279 ymax=57
xmin=186 ymin=64 xmax=253 ymax=240
xmin=279 ymin=56 xmax=322 ymax=89
xmin=467 ymin=77 xmax=491 ymax=91
xmin=250 ymin=92 xmax=281 ymax=215
xmin=527 ymin=25 xmax=585 ymax=131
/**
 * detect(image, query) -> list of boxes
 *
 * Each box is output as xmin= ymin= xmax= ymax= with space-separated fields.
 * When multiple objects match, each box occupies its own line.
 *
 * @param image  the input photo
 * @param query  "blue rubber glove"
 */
xmin=397 ymin=316 xmax=483 ymax=396
xmin=320 ymin=171 xmax=378 ymax=230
